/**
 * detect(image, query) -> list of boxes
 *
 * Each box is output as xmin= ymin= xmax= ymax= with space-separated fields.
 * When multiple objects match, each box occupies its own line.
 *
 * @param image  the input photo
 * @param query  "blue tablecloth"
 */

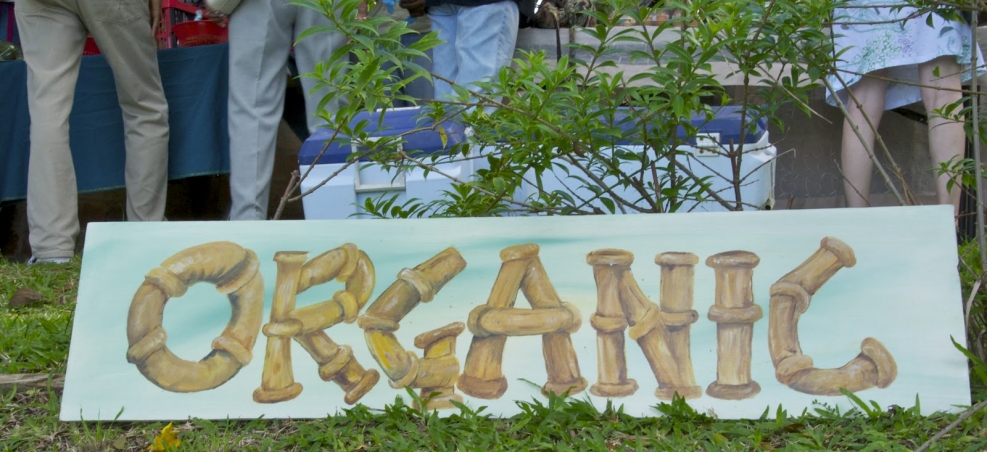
xmin=0 ymin=43 xmax=230 ymax=202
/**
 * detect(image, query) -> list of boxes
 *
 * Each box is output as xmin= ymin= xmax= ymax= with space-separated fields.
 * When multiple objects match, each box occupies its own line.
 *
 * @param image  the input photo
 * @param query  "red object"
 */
xmin=3 ymin=2 xmax=15 ymax=44
xmin=83 ymin=36 xmax=100 ymax=55
xmin=172 ymin=20 xmax=228 ymax=47
xmin=158 ymin=0 xmax=202 ymax=49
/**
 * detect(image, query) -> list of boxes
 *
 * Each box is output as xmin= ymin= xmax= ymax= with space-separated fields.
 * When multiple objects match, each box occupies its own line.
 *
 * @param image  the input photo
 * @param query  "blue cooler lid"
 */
xmin=687 ymin=106 xmax=767 ymax=144
xmin=609 ymin=106 xmax=767 ymax=146
xmin=298 ymin=107 xmax=466 ymax=165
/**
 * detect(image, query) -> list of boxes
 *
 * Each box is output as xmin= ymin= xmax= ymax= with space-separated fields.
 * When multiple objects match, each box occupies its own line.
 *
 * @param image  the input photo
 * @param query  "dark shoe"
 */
xmin=27 ymin=256 xmax=71 ymax=266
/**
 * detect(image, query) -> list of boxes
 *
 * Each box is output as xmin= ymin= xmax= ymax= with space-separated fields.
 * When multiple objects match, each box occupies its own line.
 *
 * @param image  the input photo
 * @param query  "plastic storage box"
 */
xmin=298 ymin=107 xmax=469 ymax=219
xmin=517 ymin=106 xmax=776 ymax=213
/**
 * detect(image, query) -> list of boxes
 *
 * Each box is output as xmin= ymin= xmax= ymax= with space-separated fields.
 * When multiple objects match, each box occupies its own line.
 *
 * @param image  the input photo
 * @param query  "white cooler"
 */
xmin=514 ymin=106 xmax=776 ymax=213
xmin=298 ymin=107 xmax=471 ymax=219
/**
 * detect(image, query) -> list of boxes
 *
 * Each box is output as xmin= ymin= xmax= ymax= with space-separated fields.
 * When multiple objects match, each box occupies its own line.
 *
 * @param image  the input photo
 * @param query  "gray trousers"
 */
xmin=15 ymin=0 xmax=169 ymax=259
xmin=227 ymin=0 xmax=344 ymax=221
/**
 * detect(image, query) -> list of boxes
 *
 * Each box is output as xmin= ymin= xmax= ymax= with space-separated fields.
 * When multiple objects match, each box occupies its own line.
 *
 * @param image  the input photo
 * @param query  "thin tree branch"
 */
xmin=914 ymin=398 xmax=987 ymax=452
xmin=272 ymin=170 xmax=299 ymax=220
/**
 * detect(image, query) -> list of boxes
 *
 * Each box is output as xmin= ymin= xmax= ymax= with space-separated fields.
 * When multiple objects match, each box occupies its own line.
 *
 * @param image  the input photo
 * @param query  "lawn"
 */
xmin=2 ymin=257 xmax=987 ymax=451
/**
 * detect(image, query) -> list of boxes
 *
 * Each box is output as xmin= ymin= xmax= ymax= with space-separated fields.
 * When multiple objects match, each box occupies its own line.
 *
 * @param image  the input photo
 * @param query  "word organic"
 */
xmin=125 ymin=238 xmax=896 ymax=410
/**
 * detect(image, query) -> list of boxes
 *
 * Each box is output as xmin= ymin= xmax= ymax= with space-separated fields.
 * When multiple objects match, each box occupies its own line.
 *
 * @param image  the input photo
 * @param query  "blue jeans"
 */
xmin=400 ymin=33 xmax=435 ymax=106
xmin=428 ymin=1 xmax=519 ymax=101
xmin=348 ymin=33 xmax=434 ymax=107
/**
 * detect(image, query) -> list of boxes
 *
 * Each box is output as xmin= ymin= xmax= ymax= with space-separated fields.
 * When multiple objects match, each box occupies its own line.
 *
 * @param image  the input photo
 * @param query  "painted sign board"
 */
xmin=60 ymin=205 xmax=970 ymax=421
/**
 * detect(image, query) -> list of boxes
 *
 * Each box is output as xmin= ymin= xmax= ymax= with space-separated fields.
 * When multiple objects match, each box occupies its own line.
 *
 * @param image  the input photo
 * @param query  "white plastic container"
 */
xmin=298 ymin=107 xmax=471 ymax=219
xmin=514 ymin=106 xmax=776 ymax=213
xmin=299 ymin=106 xmax=776 ymax=218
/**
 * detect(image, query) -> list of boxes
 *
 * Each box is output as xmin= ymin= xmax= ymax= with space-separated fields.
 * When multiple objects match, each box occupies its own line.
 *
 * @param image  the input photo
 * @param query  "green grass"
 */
xmin=2 ymin=385 xmax=987 ymax=451
xmin=3 ymin=257 xmax=987 ymax=451
xmin=0 ymin=257 xmax=79 ymax=374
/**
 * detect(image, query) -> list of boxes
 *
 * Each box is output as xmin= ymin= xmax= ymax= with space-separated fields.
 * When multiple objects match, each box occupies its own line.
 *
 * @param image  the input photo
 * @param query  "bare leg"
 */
xmin=841 ymin=73 xmax=889 ymax=207
xmin=919 ymin=56 xmax=965 ymax=216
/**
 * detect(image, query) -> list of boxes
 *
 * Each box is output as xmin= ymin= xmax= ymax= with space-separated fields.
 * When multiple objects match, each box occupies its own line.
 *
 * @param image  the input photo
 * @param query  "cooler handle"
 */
xmin=352 ymin=139 xmax=407 ymax=193
xmin=694 ymin=133 xmax=720 ymax=157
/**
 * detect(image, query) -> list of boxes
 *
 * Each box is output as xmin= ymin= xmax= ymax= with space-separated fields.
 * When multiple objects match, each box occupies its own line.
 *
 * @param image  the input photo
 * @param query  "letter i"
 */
xmin=705 ymin=251 xmax=762 ymax=400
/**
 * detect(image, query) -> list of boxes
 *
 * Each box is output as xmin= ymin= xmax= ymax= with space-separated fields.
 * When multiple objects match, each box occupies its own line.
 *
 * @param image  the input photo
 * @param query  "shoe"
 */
xmin=27 ymin=256 xmax=71 ymax=266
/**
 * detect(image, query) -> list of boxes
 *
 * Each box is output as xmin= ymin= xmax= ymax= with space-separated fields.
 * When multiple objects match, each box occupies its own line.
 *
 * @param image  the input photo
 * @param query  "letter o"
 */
xmin=126 ymin=242 xmax=265 ymax=392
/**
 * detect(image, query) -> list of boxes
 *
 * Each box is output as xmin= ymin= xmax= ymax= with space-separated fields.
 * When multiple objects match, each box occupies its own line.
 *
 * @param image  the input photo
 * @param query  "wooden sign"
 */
xmin=60 ymin=206 xmax=970 ymax=421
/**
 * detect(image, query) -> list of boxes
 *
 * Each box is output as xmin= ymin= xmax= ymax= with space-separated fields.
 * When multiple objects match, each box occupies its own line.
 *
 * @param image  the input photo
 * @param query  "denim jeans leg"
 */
xmin=429 ymin=0 xmax=519 ymax=103
xmin=428 ymin=4 xmax=458 ymax=101
xmin=451 ymin=2 xmax=518 ymax=96
xmin=400 ymin=32 xmax=434 ymax=104
xmin=365 ymin=48 xmax=404 ymax=106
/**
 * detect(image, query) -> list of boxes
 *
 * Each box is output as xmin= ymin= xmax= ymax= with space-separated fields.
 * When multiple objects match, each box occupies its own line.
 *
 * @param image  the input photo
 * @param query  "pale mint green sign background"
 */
xmin=61 ymin=205 xmax=969 ymax=421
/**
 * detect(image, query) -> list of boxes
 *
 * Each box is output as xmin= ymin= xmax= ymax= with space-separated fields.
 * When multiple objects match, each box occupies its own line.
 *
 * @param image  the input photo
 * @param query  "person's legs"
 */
xmin=840 ymin=73 xmax=888 ymax=208
xmin=292 ymin=3 xmax=346 ymax=133
xmin=16 ymin=0 xmax=86 ymax=259
xmin=919 ymin=56 xmax=965 ymax=215
xmin=80 ymin=0 xmax=169 ymax=222
xmin=451 ymin=1 xmax=517 ymax=96
xmin=399 ymin=32 xmax=434 ymax=105
xmin=228 ymin=0 xmax=294 ymax=220
xmin=428 ymin=4 xmax=458 ymax=101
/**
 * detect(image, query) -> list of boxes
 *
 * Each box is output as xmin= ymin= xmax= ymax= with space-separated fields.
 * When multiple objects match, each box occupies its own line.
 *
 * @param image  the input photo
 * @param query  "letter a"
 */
xmin=458 ymin=244 xmax=587 ymax=399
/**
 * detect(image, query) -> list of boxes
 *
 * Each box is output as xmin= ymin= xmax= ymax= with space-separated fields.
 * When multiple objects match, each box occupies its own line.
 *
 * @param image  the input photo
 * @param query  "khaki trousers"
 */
xmin=15 ymin=0 xmax=168 ymax=259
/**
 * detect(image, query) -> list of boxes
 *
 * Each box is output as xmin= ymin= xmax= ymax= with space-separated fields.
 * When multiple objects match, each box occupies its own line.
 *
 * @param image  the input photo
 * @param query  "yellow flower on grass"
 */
xmin=148 ymin=422 xmax=181 ymax=451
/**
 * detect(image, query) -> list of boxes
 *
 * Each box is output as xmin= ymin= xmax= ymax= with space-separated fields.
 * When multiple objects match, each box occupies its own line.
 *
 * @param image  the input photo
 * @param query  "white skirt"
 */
xmin=825 ymin=1 xmax=983 ymax=110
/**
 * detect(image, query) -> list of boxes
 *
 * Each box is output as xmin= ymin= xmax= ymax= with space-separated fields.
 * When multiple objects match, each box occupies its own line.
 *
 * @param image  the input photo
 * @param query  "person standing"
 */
xmin=827 ymin=1 xmax=983 ymax=216
xmin=223 ymin=0 xmax=346 ymax=221
xmin=400 ymin=0 xmax=534 ymax=103
xmin=15 ymin=0 xmax=169 ymax=263
xmin=363 ymin=0 xmax=434 ymax=107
